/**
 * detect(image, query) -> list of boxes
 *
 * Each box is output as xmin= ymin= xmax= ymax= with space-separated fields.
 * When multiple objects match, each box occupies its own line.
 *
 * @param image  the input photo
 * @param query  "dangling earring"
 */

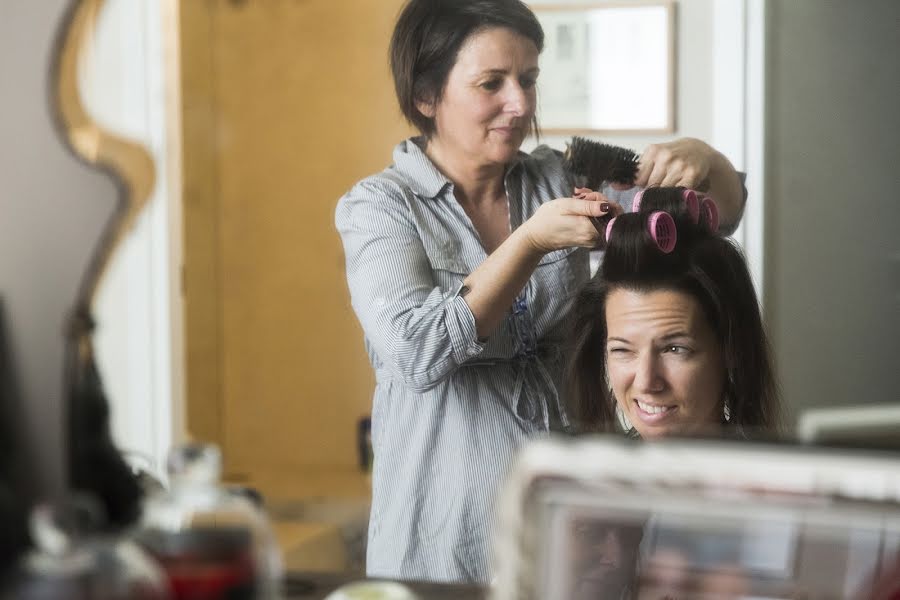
xmin=723 ymin=371 xmax=735 ymax=423
xmin=614 ymin=394 xmax=633 ymax=431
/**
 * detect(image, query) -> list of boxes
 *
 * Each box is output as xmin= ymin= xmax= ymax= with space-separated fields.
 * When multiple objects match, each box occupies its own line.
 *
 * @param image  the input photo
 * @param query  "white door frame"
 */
xmin=712 ymin=0 xmax=766 ymax=304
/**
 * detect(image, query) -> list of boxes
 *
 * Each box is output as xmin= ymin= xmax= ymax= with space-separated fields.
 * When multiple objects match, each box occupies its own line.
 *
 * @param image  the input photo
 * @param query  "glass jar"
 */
xmin=136 ymin=443 xmax=282 ymax=600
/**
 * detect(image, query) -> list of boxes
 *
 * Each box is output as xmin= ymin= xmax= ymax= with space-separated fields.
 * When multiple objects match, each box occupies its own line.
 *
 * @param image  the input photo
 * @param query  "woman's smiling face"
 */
xmin=418 ymin=26 xmax=539 ymax=169
xmin=605 ymin=288 xmax=726 ymax=439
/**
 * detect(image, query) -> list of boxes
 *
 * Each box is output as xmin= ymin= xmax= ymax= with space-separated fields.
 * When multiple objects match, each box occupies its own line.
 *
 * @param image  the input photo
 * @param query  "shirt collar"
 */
xmin=392 ymin=136 xmax=528 ymax=200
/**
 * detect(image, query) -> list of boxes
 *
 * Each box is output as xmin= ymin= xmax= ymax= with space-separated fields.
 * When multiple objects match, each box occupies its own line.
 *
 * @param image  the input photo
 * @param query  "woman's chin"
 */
xmin=634 ymin=424 xmax=678 ymax=440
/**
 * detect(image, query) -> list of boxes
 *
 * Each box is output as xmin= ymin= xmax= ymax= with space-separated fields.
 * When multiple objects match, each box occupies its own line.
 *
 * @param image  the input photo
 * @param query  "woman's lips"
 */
xmin=633 ymin=399 xmax=677 ymax=423
xmin=491 ymin=126 xmax=519 ymax=137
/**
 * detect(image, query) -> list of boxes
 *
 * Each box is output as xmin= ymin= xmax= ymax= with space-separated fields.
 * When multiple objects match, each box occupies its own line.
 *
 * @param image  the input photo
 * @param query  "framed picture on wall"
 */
xmin=532 ymin=1 xmax=676 ymax=134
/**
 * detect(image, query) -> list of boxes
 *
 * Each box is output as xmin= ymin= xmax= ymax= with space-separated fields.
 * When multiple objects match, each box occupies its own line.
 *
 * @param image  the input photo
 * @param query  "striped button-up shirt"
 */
xmin=335 ymin=138 xmax=636 ymax=583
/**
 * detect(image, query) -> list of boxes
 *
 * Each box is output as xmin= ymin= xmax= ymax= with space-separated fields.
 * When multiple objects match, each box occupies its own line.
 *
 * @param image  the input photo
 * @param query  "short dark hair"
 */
xmin=565 ymin=188 xmax=781 ymax=439
xmin=389 ymin=0 xmax=544 ymax=138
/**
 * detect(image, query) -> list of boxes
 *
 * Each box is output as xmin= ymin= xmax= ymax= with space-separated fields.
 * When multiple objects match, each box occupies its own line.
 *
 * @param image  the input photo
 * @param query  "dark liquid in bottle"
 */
xmin=138 ymin=527 xmax=258 ymax=600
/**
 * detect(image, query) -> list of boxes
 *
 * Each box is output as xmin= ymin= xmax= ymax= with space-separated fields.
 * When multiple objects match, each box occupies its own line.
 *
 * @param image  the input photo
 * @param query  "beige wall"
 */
xmin=0 ymin=0 xmax=120 ymax=496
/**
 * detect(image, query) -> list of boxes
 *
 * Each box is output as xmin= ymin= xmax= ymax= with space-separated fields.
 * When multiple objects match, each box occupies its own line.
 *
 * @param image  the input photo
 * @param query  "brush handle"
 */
xmin=574 ymin=187 xmax=613 ymax=243
xmin=589 ymin=215 xmax=614 ymax=241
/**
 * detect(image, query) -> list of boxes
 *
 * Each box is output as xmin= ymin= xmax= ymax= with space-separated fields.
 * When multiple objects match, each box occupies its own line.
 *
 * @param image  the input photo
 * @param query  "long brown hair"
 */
xmin=565 ymin=188 xmax=781 ymax=439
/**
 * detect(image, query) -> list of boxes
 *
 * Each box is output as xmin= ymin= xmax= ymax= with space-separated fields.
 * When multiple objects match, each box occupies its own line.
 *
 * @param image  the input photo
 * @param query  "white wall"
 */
xmin=764 ymin=1 xmax=900 ymax=422
xmin=78 ymin=0 xmax=181 ymax=477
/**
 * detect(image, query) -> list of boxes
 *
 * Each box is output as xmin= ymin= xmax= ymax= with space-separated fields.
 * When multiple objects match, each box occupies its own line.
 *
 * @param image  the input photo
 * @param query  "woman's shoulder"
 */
xmin=509 ymin=143 xmax=571 ymax=201
xmin=342 ymin=169 xmax=411 ymax=201
xmin=517 ymin=143 xmax=565 ymax=172
xmin=338 ymin=137 xmax=444 ymax=209
xmin=335 ymin=170 xmax=415 ymax=232
xmin=514 ymin=143 xmax=567 ymax=181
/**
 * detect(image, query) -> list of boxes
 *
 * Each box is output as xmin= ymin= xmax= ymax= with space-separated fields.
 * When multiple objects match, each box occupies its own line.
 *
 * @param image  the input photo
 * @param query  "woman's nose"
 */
xmin=634 ymin=353 xmax=664 ymax=392
xmin=504 ymin=83 xmax=528 ymax=116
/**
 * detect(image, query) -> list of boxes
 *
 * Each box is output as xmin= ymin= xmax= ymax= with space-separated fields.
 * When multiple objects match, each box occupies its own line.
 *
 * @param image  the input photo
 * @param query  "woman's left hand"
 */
xmin=635 ymin=137 xmax=744 ymax=232
xmin=635 ymin=137 xmax=715 ymax=189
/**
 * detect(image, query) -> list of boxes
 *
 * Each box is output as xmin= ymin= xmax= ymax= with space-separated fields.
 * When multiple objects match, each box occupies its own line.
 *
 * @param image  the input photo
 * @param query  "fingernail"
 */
xmin=600 ymin=202 xmax=610 ymax=212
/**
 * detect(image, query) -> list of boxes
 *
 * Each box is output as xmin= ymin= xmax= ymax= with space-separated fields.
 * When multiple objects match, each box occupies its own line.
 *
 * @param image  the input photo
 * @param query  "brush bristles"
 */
xmin=563 ymin=136 xmax=639 ymax=189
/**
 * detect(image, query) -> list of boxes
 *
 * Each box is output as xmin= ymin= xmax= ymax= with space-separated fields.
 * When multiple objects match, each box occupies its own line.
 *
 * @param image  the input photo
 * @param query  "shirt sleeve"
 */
xmin=335 ymin=178 xmax=484 ymax=392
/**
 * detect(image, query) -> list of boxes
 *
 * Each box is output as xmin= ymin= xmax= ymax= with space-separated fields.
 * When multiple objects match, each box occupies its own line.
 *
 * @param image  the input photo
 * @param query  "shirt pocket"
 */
xmin=425 ymin=242 xmax=470 ymax=291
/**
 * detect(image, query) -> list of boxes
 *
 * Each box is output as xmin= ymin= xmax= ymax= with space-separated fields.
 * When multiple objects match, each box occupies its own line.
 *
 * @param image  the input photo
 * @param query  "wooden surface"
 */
xmin=230 ymin=466 xmax=371 ymax=573
xmin=273 ymin=522 xmax=349 ymax=573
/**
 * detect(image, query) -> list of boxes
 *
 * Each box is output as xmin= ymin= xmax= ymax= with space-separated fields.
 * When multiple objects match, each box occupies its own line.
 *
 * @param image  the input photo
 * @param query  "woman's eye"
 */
xmin=665 ymin=345 xmax=690 ymax=355
xmin=481 ymin=79 xmax=502 ymax=91
xmin=520 ymin=76 xmax=537 ymax=90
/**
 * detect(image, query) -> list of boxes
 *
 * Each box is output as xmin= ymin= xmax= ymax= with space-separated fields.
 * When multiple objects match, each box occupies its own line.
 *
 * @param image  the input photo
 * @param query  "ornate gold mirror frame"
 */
xmin=49 ymin=0 xmax=159 ymax=527
xmin=52 ymin=0 xmax=157 ymax=319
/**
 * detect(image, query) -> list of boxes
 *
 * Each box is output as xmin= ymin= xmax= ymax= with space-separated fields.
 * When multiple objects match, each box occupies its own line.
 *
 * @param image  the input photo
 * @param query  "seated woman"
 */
xmin=561 ymin=187 xmax=783 ymax=598
xmin=565 ymin=186 xmax=781 ymax=440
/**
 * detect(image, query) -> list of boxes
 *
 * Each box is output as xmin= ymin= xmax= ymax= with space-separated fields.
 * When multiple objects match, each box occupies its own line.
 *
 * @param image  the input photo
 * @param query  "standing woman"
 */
xmin=336 ymin=0 xmax=746 ymax=583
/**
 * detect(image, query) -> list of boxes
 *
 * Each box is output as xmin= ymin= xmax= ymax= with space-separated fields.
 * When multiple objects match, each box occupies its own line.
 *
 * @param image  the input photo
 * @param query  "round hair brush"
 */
xmin=563 ymin=136 xmax=640 ymax=190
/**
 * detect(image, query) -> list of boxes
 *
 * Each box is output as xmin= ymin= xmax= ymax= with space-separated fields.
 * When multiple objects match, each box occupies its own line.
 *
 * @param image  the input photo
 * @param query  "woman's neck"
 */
xmin=423 ymin=138 xmax=506 ymax=206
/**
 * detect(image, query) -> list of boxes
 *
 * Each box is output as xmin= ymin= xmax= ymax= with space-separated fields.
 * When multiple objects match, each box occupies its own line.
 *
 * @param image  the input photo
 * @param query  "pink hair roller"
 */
xmin=682 ymin=189 xmax=700 ymax=223
xmin=632 ymin=189 xmax=698 ymax=224
xmin=648 ymin=211 xmax=677 ymax=253
xmin=604 ymin=216 xmax=618 ymax=243
xmin=631 ymin=190 xmax=644 ymax=213
xmin=700 ymin=197 xmax=720 ymax=232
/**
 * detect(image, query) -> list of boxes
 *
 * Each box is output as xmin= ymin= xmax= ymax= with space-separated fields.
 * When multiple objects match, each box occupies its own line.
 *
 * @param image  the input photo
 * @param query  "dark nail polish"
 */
xmin=600 ymin=202 xmax=610 ymax=212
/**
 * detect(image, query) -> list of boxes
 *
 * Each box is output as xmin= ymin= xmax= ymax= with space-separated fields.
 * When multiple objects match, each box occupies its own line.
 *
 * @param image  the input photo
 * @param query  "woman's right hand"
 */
xmin=520 ymin=194 xmax=619 ymax=254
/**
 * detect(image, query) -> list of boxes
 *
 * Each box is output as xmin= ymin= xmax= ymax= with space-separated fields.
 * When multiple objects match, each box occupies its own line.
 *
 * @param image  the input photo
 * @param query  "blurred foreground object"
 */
xmin=491 ymin=435 xmax=900 ymax=600
xmin=2 ymin=496 xmax=167 ymax=599
xmin=798 ymin=403 xmax=900 ymax=451
xmin=135 ymin=443 xmax=282 ymax=600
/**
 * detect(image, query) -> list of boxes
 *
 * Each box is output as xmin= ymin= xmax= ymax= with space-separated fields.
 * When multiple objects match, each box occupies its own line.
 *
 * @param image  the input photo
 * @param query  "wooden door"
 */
xmin=180 ymin=0 xmax=411 ymax=492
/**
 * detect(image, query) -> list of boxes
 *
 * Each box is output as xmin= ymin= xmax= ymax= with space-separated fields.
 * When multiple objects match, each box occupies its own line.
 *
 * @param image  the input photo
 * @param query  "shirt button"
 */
xmin=467 ymin=347 xmax=481 ymax=357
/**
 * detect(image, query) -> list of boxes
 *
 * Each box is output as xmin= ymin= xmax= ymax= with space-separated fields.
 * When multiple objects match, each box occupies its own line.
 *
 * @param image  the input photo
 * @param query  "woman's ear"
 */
xmin=416 ymin=97 xmax=436 ymax=118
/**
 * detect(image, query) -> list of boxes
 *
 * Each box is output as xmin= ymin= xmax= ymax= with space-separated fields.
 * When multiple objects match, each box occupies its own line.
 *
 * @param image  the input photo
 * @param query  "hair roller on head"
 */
xmin=633 ymin=188 xmax=697 ymax=224
xmin=681 ymin=189 xmax=700 ymax=224
xmin=700 ymin=196 xmax=720 ymax=233
xmin=604 ymin=216 xmax=618 ymax=243
xmin=605 ymin=212 xmax=676 ymax=254
xmin=632 ymin=190 xmax=644 ymax=213
xmin=647 ymin=211 xmax=677 ymax=253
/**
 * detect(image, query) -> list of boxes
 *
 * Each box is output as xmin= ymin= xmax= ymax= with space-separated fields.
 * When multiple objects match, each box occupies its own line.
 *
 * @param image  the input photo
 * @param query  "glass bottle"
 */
xmin=136 ymin=443 xmax=282 ymax=600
